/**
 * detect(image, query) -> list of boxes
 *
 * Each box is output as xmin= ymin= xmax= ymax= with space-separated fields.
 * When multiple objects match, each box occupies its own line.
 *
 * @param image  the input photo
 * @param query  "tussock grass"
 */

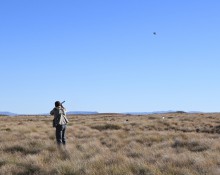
xmin=0 ymin=113 xmax=220 ymax=174
xmin=91 ymin=123 xmax=121 ymax=131
xmin=172 ymin=138 xmax=210 ymax=152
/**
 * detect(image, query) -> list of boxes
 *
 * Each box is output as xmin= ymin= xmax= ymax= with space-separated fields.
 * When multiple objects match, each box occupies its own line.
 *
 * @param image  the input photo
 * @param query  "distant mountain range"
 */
xmin=123 ymin=110 xmax=176 ymax=115
xmin=0 ymin=112 xmax=18 ymax=116
xmin=67 ymin=111 xmax=98 ymax=115
xmin=0 ymin=111 xmax=99 ymax=116
xmin=123 ymin=111 xmax=203 ymax=115
xmin=0 ymin=110 xmax=203 ymax=116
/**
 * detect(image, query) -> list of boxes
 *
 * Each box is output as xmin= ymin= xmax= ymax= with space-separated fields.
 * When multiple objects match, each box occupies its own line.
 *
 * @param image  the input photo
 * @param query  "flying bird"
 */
xmin=153 ymin=32 xmax=157 ymax=35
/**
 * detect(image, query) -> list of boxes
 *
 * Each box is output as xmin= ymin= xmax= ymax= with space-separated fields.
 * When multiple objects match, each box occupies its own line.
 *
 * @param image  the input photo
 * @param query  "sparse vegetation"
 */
xmin=0 ymin=113 xmax=220 ymax=175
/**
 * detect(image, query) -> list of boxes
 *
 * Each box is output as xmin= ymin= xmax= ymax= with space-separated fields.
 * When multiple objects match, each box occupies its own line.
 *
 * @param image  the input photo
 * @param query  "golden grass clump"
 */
xmin=0 ymin=113 xmax=220 ymax=174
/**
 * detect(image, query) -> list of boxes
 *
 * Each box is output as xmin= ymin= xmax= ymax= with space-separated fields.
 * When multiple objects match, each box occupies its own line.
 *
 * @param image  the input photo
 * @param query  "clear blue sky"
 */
xmin=1 ymin=0 xmax=220 ymax=114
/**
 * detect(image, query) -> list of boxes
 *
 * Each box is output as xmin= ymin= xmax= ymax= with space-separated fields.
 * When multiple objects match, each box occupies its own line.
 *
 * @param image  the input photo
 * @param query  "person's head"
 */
xmin=55 ymin=101 xmax=61 ymax=107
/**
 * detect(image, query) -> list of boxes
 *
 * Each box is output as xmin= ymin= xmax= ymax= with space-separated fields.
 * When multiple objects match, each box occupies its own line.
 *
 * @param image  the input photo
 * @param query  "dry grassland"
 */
xmin=0 ymin=113 xmax=220 ymax=175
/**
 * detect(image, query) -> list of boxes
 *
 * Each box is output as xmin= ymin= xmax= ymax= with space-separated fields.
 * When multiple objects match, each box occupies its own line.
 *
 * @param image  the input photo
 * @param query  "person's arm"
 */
xmin=50 ymin=108 xmax=55 ymax=115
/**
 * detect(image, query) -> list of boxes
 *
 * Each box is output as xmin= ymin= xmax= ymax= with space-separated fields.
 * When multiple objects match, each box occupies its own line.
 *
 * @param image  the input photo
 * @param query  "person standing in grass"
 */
xmin=50 ymin=101 xmax=69 ymax=146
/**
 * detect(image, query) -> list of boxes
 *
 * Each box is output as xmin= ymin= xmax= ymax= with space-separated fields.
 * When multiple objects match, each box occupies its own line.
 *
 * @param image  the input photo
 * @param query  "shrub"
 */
xmin=4 ymin=143 xmax=42 ymax=155
xmin=212 ymin=125 xmax=220 ymax=134
xmin=5 ymin=128 xmax=11 ymax=131
xmin=0 ymin=160 xmax=6 ymax=168
xmin=91 ymin=124 xmax=121 ymax=131
xmin=172 ymin=139 xmax=209 ymax=152
xmin=16 ymin=163 xmax=44 ymax=175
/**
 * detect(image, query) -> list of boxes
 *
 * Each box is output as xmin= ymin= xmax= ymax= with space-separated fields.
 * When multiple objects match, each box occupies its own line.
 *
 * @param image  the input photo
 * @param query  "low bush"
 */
xmin=172 ymin=139 xmax=209 ymax=152
xmin=91 ymin=124 xmax=121 ymax=131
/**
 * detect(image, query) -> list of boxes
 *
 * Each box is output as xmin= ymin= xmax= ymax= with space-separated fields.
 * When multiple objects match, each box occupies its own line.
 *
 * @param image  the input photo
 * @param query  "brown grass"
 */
xmin=0 ymin=113 xmax=220 ymax=175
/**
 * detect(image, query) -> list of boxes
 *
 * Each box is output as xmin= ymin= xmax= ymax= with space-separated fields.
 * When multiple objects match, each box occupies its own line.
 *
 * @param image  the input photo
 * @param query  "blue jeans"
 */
xmin=56 ymin=124 xmax=66 ymax=145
